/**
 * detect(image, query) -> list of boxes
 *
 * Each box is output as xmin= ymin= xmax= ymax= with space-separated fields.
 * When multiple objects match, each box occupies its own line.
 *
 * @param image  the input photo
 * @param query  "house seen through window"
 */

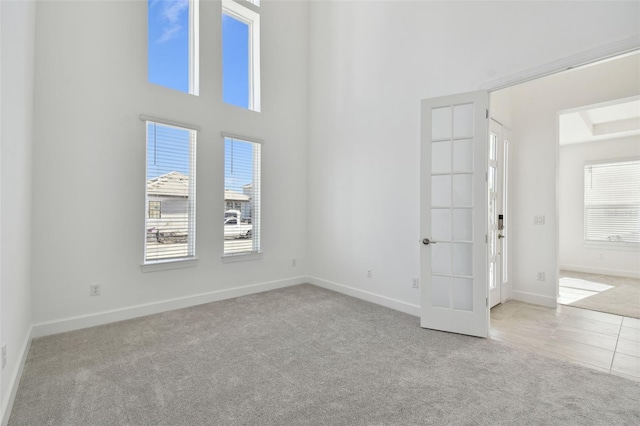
xmin=145 ymin=120 xmax=197 ymax=262
xmin=224 ymin=137 xmax=261 ymax=256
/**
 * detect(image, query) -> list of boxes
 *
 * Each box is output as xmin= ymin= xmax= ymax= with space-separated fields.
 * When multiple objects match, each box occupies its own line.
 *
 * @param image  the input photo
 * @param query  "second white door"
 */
xmin=488 ymin=118 xmax=509 ymax=308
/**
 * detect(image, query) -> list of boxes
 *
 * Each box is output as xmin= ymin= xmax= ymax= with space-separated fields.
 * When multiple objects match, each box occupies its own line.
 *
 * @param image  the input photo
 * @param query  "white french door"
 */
xmin=420 ymin=91 xmax=489 ymax=338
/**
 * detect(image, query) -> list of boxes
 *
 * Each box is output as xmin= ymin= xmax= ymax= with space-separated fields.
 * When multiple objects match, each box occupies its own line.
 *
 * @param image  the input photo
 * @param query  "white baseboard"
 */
xmin=308 ymin=276 xmax=420 ymax=317
xmin=559 ymin=264 xmax=640 ymax=279
xmin=32 ymin=276 xmax=307 ymax=338
xmin=1 ymin=326 xmax=32 ymax=426
xmin=512 ymin=290 xmax=557 ymax=308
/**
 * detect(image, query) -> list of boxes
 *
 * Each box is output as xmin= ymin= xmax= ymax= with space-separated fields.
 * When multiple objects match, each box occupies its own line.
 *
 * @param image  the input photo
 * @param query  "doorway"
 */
xmin=485 ymin=51 xmax=640 ymax=377
xmin=489 ymin=50 xmax=639 ymax=309
xmin=557 ymin=96 xmax=640 ymax=319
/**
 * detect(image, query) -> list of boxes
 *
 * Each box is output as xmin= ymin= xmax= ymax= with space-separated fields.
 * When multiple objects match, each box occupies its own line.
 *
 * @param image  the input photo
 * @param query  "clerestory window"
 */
xmin=148 ymin=0 xmax=199 ymax=95
xmin=222 ymin=0 xmax=260 ymax=111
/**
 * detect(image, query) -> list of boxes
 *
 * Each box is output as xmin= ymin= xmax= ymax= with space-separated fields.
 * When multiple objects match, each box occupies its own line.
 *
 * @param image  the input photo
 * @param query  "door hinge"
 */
xmin=486 ymin=109 xmax=489 ymax=119
xmin=486 ymin=298 xmax=488 ymax=307
xmin=485 ymin=172 xmax=488 ymax=182
xmin=485 ymin=234 xmax=488 ymax=244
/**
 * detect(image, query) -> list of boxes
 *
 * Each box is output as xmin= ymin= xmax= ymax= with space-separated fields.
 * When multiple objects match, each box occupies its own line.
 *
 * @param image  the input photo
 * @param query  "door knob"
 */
xmin=498 ymin=234 xmax=505 ymax=239
xmin=422 ymin=238 xmax=437 ymax=245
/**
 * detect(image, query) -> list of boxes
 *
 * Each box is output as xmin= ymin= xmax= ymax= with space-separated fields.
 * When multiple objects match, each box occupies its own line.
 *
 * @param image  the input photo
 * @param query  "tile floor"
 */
xmin=490 ymin=300 xmax=640 ymax=381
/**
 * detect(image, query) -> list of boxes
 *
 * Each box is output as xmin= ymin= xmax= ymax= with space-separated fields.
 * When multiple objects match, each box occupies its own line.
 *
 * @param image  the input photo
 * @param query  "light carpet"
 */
xmin=9 ymin=284 xmax=640 ymax=425
xmin=560 ymin=270 xmax=640 ymax=319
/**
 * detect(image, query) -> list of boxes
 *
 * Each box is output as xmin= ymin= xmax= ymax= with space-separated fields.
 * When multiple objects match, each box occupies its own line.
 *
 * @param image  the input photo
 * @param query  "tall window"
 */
xmin=584 ymin=159 xmax=640 ymax=245
xmin=224 ymin=136 xmax=261 ymax=256
xmin=145 ymin=119 xmax=197 ymax=262
xmin=148 ymin=0 xmax=199 ymax=95
xmin=222 ymin=0 xmax=260 ymax=111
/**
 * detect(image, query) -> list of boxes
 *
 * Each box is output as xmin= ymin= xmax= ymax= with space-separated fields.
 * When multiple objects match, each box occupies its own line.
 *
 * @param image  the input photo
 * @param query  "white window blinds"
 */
xmin=145 ymin=120 xmax=197 ymax=262
xmin=224 ymin=136 xmax=261 ymax=256
xmin=584 ymin=159 xmax=640 ymax=244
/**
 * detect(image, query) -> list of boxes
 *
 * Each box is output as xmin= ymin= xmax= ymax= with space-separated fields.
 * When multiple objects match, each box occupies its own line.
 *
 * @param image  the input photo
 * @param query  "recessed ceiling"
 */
xmin=559 ymin=96 xmax=640 ymax=145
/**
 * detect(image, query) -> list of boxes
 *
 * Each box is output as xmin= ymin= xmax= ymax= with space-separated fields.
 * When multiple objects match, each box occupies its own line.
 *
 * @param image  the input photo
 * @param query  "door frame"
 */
xmin=480 ymin=37 xmax=639 ymax=92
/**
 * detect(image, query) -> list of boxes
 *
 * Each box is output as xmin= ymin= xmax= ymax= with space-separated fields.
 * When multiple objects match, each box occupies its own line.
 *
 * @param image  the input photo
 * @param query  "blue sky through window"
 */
xmin=147 ymin=1 xmax=254 ymax=190
xmin=222 ymin=14 xmax=250 ymax=109
xmin=148 ymin=0 xmax=190 ymax=92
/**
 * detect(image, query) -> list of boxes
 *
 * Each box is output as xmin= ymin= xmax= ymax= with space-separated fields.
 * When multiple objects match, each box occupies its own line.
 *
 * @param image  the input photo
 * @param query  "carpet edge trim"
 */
xmin=560 ymin=264 xmax=640 ymax=279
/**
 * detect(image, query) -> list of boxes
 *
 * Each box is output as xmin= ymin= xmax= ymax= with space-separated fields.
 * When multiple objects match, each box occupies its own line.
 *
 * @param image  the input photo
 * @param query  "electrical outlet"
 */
xmin=90 ymin=283 xmax=101 ymax=296
xmin=1 ymin=344 xmax=6 ymax=369
xmin=533 ymin=215 xmax=545 ymax=225
xmin=537 ymin=272 xmax=545 ymax=281
xmin=367 ymin=269 xmax=372 ymax=278
xmin=412 ymin=277 xmax=420 ymax=289
xmin=292 ymin=258 xmax=297 ymax=267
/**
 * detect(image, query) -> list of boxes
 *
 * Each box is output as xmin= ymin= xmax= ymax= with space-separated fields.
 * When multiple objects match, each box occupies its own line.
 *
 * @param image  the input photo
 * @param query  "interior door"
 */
xmin=489 ymin=119 xmax=510 ymax=307
xmin=488 ymin=119 xmax=501 ymax=307
xmin=420 ymin=91 xmax=489 ymax=338
xmin=500 ymin=128 xmax=510 ymax=298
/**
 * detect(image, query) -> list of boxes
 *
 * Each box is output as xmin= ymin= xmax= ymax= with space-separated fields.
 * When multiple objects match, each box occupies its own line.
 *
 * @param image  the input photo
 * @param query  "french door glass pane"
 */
xmin=429 ymin=102 xmax=476 ymax=312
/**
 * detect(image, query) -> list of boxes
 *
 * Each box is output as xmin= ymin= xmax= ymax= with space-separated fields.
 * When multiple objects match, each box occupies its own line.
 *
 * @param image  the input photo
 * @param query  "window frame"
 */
xmin=189 ymin=0 xmax=200 ymax=95
xmin=141 ymin=115 xmax=200 ymax=271
xmin=222 ymin=0 xmax=261 ymax=112
xmin=583 ymin=157 xmax=640 ymax=250
xmin=222 ymin=132 xmax=262 ymax=262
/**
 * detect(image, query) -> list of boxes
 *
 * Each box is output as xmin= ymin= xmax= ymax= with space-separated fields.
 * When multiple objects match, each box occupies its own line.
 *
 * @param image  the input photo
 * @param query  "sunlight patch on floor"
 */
xmin=559 ymin=277 xmax=614 ymax=305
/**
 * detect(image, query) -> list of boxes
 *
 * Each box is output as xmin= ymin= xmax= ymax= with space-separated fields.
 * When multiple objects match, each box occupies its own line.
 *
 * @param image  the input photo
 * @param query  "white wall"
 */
xmin=505 ymin=53 xmax=640 ymax=305
xmin=559 ymin=136 xmax=640 ymax=277
xmin=31 ymin=1 xmax=309 ymax=326
xmin=0 ymin=0 xmax=36 ymax=420
xmin=307 ymin=0 xmax=640 ymax=310
xmin=490 ymin=90 xmax=512 ymax=130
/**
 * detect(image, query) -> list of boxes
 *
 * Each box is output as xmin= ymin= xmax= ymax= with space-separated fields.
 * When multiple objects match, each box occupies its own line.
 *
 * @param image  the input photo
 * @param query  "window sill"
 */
xmin=221 ymin=252 xmax=263 ymax=263
xmin=582 ymin=242 xmax=640 ymax=252
xmin=141 ymin=258 xmax=199 ymax=273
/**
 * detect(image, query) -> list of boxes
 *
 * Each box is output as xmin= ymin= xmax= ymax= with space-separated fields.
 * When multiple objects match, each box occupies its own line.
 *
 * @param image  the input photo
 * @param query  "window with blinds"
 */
xmin=584 ymin=159 xmax=640 ymax=245
xmin=224 ymin=136 xmax=261 ymax=256
xmin=145 ymin=120 xmax=197 ymax=262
